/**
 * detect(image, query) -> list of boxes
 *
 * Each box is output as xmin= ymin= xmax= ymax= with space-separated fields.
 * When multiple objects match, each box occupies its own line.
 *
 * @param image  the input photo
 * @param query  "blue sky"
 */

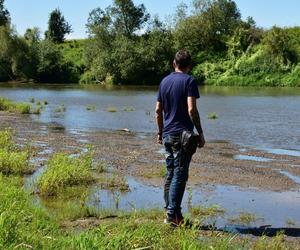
xmin=5 ymin=0 xmax=300 ymax=39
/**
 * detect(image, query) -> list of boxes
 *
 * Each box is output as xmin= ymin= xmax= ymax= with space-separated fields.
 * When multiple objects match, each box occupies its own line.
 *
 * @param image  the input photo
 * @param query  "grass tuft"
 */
xmin=54 ymin=104 xmax=66 ymax=113
xmin=190 ymin=205 xmax=225 ymax=218
xmin=98 ymin=173 xmax=129 ymax=191
xmin=32 ymin=106 xmax=42 ymax=115
xmin=123 ymin=106 xmax=135 ymax=112
xmin=107 ymin=106 xmax=118 ymax=112
xmin=229 ymin=212 xmax=257 ymax=225
xmin=86 ymin=104 xmax=96 ymax=111
xmin=207 ymin=112 xmax=218 ymax=120
xmin=0 ymin=129 xmax=32 ymax=175
xmin=0 ymin=97 xmax=32 ymax=114
xmin=37 ymin=152 xmax=94 ymax=196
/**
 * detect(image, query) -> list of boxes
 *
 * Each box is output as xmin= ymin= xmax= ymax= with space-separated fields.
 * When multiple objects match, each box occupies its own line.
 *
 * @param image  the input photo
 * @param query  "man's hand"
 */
xmin=155 ymin=101 xmax=164 ymax=144
xmin=157 ymin=134 xmax=163 ymax=145
xmin=197 ymin=133 xmax=205 ymax=148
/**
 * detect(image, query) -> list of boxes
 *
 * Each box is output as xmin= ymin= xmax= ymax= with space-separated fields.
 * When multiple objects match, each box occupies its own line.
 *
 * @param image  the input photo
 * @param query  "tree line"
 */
xmin=1 ymin=0 xmax=300 ymax=86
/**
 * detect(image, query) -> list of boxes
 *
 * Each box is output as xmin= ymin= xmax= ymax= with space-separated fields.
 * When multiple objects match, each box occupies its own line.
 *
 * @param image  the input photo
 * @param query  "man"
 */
xmin=156 ymin=49 xmax=205 ymax=226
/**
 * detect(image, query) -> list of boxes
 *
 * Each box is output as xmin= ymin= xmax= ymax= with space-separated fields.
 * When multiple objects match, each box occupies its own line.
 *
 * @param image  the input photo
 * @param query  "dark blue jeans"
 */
xmin=163 ymin=133 xmax=192 ymax=217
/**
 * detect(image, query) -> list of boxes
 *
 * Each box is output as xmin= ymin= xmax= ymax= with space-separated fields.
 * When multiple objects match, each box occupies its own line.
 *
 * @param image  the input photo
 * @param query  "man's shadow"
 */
xmin=198 ymin=224 xmax=300 ymax=237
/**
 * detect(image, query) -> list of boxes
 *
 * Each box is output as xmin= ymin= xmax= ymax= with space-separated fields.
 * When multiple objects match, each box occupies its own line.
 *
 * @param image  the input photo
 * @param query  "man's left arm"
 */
xmin=155 ymin=101 xmax=163 ymax=144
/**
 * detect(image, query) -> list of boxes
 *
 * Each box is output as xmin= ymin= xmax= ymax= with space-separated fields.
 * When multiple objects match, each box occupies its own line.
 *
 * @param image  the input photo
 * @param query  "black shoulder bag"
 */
xmin=181 ymin=131 xmax=199 ymax=155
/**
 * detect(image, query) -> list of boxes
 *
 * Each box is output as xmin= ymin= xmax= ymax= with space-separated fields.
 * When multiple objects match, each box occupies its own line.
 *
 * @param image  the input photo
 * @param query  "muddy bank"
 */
xmin=1 ymin=111 xmax=300 ymax=192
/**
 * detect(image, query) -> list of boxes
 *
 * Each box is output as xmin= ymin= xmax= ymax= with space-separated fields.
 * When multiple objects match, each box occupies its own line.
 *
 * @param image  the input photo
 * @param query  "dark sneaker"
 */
xmin=164 ymin=213 xmax=184 ymax=227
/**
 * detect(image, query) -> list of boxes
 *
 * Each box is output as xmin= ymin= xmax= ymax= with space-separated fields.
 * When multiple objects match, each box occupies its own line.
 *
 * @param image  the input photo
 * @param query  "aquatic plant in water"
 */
xmin=86 ymin=104 xmax=96 ymax=111
xmin=207 ymin=112 xmax=218 ymax=119
xmin=0 ymin=97 xmax=32 ymax=114
xmin=107 ymin=106 xmax=118 ymax=112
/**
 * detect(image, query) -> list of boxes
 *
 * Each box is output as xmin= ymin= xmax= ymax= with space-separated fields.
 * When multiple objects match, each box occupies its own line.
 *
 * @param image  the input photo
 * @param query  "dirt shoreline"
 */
xmin=1 ymin=111 xmax=300 ymax=192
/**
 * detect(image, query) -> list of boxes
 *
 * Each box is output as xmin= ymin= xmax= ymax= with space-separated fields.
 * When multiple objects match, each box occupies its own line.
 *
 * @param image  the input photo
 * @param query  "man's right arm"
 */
xmin=188 ymin=96 xmax=205 ymax=148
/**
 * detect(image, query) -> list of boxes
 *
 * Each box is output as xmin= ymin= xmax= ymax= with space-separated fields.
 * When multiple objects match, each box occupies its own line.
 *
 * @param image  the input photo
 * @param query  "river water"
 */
xmin=1 ymin=83 xmax=300 ymax=151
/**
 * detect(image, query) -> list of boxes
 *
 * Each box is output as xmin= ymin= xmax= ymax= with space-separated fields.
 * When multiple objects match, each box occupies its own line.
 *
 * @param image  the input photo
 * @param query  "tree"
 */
xmin=87 ymin=0 xmax=149 ymax=37
xmin=110 ymin=0 xmax=149 ymax=36
xmin=170 ymin=2 xmax=188 ymax=29
xmin=264 ymin=26 xmax=297 ymax=64
xmin=175 ymin=0 xmax=241 ymax=54
xmin=0 ymin=26 xmax=13 ymax=80
xmin=24 ymin=27 xmax=41 ymax=44
xmin=0 ymin=0 xmax=10 ymax=26
xmin=45 ymin=8 xmax=72 ymax=43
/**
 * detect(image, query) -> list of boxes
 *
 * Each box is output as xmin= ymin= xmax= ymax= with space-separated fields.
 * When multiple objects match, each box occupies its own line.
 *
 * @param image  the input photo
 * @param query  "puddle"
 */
xmin=279 ymin=171 xmax=300 ymax=185
xmin=25 ymin=155 xmax=300 ymax=228
xmin=77 ymin=139 xmax=90 ymax=144
xmin=157 ymin=148 xmax=165 ymax=155
xmin=88 ymin=178 xmax=300 ymax=227
xmin=26 ymin=169 xmax=300 ymax=227
xmin=38 ymin=148 xmax=54 ymax=155
xmin=258 ymin=148 xmax=300 ymax=157
xmin=290 ymin=165 xmax=300 ymax=168
xmin=31 ymin=141 xmax=48 ymax=147
xmin=24 ymin=166 xmax=46 ymax=190
xmin=234 ymin=154 xmax=273 ymax=163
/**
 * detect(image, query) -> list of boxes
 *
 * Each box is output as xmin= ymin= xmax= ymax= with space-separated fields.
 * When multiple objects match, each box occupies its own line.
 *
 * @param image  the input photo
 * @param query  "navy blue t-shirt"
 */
xmin=157 ymin=72 xmax=200 ymax=137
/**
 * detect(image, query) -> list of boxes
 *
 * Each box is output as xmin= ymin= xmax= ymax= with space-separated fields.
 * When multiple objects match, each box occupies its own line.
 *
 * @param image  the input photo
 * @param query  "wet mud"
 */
xmin=1 ymin=111 xmax=300 ymax=192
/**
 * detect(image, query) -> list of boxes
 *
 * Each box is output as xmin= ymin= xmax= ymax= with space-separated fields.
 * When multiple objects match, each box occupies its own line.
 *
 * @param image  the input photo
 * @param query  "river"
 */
xmin=1 ymin=83 xmax=300 ymax=152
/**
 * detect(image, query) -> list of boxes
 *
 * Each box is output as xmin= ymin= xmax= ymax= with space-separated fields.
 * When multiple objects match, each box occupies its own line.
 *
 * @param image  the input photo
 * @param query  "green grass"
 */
xmin=92 ymin=160 xmax=108 ymax=173
xmin=229 ymin=212 xmax=257 ymax=225
xmin=0 ymin=129 xmax=32 ymax=175
xmin=98 ymin=173 xmax=129 ymax=191
xmin=143 ymin=165 xmax=167 ymax=179
xmin=190 ymin=205 xmax=225 ymax=219
xmin=0 ymin=150 xmax=32 ymax=175
xmin=286 ymin=218 xmax=296 ymax=227
xmin=86 ymin=104 xmax=96 ymax=111
xmin=207 ymin=112 xmax=218 ymax=120
xmin=123 ymin=106 xmax=135 ymax=112
xmin=37 ymin=152 xmax=94 ymax=196
xmin=0 ymin=97 xmax=32 ymax=114
xmin=54 ymin=104 xmax=66 ymax=113
xmin=0 ymin=129 xmax=14 ymax=150
xmin=107 ymin=106 xmax=118 ymax=112
xmin=31 ymin=106 xmax=42 ymax=115
xmin=160 ymin=165 xmax=167 ymax=177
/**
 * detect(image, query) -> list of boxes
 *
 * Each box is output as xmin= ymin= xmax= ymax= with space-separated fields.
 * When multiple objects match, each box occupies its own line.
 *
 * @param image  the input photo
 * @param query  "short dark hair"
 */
xmin=174 ymin=49 xmax=192 ymax=70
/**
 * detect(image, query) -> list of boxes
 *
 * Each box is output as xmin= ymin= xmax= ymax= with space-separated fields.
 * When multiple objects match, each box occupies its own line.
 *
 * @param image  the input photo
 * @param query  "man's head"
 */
xmin=173 ymin=49 xmax=192 ymax=72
